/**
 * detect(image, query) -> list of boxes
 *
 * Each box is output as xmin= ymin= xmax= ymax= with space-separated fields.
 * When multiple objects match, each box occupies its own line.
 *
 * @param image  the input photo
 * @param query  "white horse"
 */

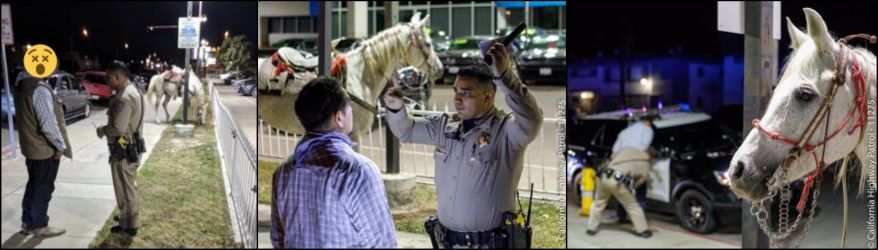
xmin=146 ymin=70 xmax=182 ymax=123
xmin=258 ymin=12 xmax=443 ymax=137
xmin=727 ymin=8 xmax=876 ymax=247
xmin=146 ymin=68 xmax=207 ymax=124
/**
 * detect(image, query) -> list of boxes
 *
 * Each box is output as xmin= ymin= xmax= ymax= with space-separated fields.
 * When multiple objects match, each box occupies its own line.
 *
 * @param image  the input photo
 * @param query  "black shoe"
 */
xmin=638 ymin=230 xmax=653 ymax=238
xmin=110 ymin=226 xmax=138 ymax=235
xmin=586 ymin=229 xmax=597 ymax=236
xmin=113 ymin=216 xmax=120 ymax=222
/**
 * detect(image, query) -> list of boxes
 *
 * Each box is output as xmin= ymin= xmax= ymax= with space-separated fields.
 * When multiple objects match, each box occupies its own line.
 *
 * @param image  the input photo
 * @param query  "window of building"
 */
xmin=451 ymin=6 xmax=471 ymax=37
xmin=269 ymin=17 xmax=282 ymax=33
xmin=474 ymin=6 xmax=492 ymax=35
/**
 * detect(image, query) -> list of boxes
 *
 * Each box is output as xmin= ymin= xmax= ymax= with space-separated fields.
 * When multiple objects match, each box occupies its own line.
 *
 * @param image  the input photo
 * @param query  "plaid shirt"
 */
xmin=270 ymin=131 xmax=397 ymax=248
xmin=32 ymin=85 xmax=66 ymax=152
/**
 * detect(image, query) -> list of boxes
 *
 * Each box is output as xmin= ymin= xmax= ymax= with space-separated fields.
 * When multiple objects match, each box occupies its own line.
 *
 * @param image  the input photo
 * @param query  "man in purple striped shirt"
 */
xmin=270 ymin=77 xmax=397 ymax=248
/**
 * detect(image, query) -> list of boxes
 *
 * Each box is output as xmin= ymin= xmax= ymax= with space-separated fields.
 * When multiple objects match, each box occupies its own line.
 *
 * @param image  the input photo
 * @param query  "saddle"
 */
xmin=257 ymin=47 xmax=317 ymax=95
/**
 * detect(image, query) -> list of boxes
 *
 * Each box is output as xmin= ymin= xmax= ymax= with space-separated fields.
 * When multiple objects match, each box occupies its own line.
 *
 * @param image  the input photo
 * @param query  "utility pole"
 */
xmin=741 ymin=2 xmax=776 ymax=248
xmin=182 ymin=1 xmax=192 ymax=124
xmin=384 ymin=1 xmax=400 ymax=174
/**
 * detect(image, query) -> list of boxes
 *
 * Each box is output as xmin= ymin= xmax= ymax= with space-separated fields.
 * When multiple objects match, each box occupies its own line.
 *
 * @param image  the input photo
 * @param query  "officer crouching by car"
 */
xmin=586 ymin=114 xmax=656 ymax=238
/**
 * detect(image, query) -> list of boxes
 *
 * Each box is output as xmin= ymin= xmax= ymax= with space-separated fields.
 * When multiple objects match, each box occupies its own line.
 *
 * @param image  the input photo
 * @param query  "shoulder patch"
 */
xmin=113 ymin=101 xmax=125 ymax=113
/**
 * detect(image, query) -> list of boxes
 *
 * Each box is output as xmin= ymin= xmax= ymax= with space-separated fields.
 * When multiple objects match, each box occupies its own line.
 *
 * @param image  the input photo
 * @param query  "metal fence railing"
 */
xmin=258 ymin=102 xmax=565 ymax=200
xmin=211 ymin=83 xmax=257 ymax=248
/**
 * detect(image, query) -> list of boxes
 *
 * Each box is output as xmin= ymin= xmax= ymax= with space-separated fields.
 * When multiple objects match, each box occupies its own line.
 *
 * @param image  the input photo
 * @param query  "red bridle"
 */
xmin=751 ymin=34 xmax=875 ymax=213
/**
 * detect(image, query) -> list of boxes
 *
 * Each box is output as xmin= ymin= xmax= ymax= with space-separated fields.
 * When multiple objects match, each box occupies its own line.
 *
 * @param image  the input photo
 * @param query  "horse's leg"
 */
xmin=154 ymin=94 xmax=162 ymax=123
xmin=162 ymin=95 xmax=171 ymax=123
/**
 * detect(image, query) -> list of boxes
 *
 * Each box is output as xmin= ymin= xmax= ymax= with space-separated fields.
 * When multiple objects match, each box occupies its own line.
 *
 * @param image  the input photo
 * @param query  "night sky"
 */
xmin=7 ymin=1 xmax=257 ymax=71
xmin=566 ymin=1 xmax=878 ymax=60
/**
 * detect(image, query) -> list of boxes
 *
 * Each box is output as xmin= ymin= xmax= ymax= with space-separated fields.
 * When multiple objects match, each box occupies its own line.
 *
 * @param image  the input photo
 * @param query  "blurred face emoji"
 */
xmin=24 ymin=44 xmax=58 ymax=78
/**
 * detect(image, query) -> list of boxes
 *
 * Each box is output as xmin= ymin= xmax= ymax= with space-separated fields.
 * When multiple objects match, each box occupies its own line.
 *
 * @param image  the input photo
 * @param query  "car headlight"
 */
xmin=714 ymin=170 xmax=730 ymax=187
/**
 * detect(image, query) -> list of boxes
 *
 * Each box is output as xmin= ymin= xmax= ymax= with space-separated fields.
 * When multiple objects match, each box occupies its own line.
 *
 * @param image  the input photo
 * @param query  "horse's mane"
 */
xmin=844 ymin=46 xmax=876 ymax=196
xmin=349 ymin=23 xmax=414 ymax=80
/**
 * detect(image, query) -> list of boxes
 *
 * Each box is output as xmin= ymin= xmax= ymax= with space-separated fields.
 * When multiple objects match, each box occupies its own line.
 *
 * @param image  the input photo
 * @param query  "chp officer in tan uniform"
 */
xmin=96 ymin=61 xmax=144 ymax=235
xmin=384 ymin=41 xmax=542 ymax=248
xmin=586 ymin=115 xmax=656 ymax=238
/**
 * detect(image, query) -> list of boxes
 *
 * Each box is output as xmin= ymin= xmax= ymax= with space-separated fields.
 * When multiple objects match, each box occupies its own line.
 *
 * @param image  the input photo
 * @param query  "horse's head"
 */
xmin=404 ymin=12 xmax=444 ymax=81
xmin=728 ymin=8 xmax=869 ymax=201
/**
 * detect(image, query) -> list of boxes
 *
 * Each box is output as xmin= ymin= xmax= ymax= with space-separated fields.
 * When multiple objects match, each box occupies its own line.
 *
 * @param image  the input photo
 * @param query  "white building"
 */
xmin=257 ymin=1 xmax=567 ymax=50
xmin=258 ymin=1 xmax=317 ymax=50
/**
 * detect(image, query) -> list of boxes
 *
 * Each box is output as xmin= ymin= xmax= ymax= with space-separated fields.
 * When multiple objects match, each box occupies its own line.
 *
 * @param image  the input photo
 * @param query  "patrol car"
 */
xmin=567 ymin=105 xmax=742 ymax=234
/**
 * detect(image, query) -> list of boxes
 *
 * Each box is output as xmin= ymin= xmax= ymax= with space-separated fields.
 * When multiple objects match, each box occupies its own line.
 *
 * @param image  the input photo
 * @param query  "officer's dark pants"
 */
xmin=21 ymin=158 xmax=61 ymax=230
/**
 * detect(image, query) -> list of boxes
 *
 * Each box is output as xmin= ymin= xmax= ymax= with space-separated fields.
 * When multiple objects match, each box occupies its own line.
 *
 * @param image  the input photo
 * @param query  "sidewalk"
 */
xmin=256 ymin=204 xmax=431 ymax=248
xmin=566 ymin=205 xmax=741 ymax=248
xmin=1 ymin=107 xmax=168 ymax=248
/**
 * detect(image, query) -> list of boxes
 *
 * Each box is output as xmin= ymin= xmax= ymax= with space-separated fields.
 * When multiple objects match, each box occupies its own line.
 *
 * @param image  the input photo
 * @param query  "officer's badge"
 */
xmin=471 ymin=132 xmax=492 ymax=163
xmin=477 ymin=132 xmax=490 ymax=148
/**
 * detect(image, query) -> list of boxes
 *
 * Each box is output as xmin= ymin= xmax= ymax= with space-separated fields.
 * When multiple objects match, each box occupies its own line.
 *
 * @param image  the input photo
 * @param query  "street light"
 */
xmin=124 ymin=42 xmax=129 ymax=49
xmin=82 ymin=27 xmax=88 ymax=38
xmin=224 ymin=30 xmax=229 ymax=39
xmin=639 ymin=77 xmax=653 ymax=87
xmin=640 ymin=77 xmax=653 ymax=107
xmin=580 ymin=91 xmax=594 ymax=100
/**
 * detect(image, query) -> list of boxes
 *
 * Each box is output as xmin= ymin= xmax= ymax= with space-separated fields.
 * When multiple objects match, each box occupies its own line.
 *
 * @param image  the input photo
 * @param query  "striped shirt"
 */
xmin=270 ymin=131 xmax=397 ymax=248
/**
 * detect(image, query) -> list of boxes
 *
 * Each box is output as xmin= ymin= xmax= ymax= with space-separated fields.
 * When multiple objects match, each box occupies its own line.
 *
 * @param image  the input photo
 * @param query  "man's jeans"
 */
xmin=21 ymin=158 xmax=61 ymax=230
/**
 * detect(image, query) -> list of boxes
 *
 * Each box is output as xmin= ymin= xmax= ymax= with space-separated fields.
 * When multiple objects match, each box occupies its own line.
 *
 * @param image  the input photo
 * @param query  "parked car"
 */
xmin=428 ymin=28 xmax=451 ymax=52
xmin=271 ymin=38 xmax=318 ymax=56
xmin=132 ymin=75 xmax=148 ymax=92
xmin=2 ymin=71 xmax=91 ymax=124
xmin=331 ymin=37 xmax=363 ymax=55
xmin=222 ymin=70 xmax=254 ymax=85
xmin=47 ymin=71 xmax=91 ymax=122
xmin=567 ymin=105 xmax=742 ymax=234
xmin=516 ymin=34 xmax=566 ymax=84
xmin=234 ymin=78 xmax=257 ymax=96
xmin=437 ymin=36 xmax=493 ymax=84
xmin=80 ymin=71 xmax=113 ymax=101
xmin=0 ymin=89 xmax=13 ymax=123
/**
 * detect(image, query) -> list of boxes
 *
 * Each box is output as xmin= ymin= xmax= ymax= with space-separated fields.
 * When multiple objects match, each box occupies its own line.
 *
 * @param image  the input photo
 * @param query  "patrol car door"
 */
xmin=647 ymin=131 xmax=672 ymax=204
xmin=647 ymin=157 xmax=671 ymax=203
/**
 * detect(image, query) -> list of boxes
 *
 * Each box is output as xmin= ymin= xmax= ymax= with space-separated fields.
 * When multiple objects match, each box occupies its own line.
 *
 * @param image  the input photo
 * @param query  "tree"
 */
xmin=217 ymin=34 xmax=253 ymax=72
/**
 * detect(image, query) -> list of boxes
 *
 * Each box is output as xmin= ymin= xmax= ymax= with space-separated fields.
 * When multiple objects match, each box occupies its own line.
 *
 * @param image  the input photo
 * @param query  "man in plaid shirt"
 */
xmin=270 ymin=77 xmax=397 ymax=248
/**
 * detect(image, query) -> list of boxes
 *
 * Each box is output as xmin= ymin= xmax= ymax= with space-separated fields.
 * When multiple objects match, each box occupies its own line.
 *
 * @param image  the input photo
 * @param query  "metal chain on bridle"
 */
xmin=750 ymin=33 xmax=875 ymax=248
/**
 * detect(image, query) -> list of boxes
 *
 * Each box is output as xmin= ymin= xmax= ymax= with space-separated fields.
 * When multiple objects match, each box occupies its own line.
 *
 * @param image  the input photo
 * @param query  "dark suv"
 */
xmin=567 ymin=106 xmax=742 ymax=233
